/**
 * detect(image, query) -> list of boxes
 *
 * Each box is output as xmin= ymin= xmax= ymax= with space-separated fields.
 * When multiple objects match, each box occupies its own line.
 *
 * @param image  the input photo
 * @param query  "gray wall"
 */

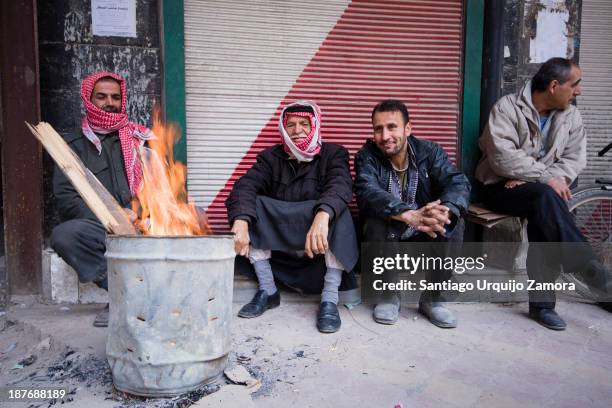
xmin=37 ymin=0 xmax=162 ymax=237
xmin=503 ymin=0 xmax=581 ymax=96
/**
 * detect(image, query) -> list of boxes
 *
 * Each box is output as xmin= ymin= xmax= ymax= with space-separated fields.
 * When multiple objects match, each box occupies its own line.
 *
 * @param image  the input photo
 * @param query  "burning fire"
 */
xmin=132 ymin=108 xmax=211 ymax=236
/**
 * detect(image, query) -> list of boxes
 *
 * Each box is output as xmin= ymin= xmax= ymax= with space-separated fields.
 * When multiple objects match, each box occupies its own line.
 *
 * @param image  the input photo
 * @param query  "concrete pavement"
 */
xmin=1 ymin=298 xmax=611 ymax=407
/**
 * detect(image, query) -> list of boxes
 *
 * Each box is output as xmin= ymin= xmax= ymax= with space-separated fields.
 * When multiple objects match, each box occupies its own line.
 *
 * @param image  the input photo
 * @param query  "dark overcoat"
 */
xmin=226 ymin=143 xmax=353 ymax=225
xmin=225 ymin=142 xmax=358 ymax=294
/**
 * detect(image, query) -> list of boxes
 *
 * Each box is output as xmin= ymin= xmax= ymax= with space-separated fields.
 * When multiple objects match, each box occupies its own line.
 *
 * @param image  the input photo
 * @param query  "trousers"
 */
xmin=482 ymin=181 xmax=600 ymax=307
xmin=249 ymin=247 xmax=345 ymax=270
xmin=50 ymin=218 xmax=108 ymax=289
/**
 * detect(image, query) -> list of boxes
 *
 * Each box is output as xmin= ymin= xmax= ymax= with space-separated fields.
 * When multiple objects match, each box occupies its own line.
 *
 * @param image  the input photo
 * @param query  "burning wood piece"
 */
xmin=25 ymin=121 xmax=137 ymax=235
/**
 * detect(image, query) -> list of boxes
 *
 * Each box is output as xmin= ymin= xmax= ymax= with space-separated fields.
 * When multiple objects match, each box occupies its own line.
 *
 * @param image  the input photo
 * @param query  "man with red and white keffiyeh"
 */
xmin=50 ymin=72 xmax=152 ymax=327
xmin=225 ymin=101 xmax=359 ymax=333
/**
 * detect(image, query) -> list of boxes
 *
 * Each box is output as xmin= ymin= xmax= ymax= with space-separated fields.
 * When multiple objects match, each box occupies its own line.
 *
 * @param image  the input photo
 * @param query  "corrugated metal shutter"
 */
xmin=578 ymin=0 xmax=612 ymax=187
xmin=184 ymin=0 xmax=464 ymax=232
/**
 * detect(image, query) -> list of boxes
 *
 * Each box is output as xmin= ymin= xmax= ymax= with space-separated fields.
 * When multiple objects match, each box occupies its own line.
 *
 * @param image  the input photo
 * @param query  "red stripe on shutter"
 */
xmin=205 ymin=0 xmax=463 ymax=232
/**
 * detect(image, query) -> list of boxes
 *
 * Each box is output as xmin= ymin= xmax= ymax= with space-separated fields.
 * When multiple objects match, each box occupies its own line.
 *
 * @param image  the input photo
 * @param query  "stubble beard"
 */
xmin=381 ymin=138 xmax=405 ymax=159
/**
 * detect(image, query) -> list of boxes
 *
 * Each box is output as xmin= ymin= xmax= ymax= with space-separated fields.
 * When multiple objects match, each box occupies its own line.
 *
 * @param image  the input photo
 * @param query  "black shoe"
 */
xmin=238 ymin=290 xmax=280 ymax=318
xmin=598 ymin=302 xmax=612 ymax=313
xmin=317 ymin=302 xmax=341 ymax=333
xmin=583 ymin=260 xmax=612 ymax=297
xmin=529 ymin=307 xmax=566 ymax=331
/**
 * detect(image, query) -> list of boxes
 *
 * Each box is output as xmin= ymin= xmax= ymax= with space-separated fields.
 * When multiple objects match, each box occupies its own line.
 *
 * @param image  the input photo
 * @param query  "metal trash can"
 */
xmin=105 ymin=235 xmax=234 ymax=396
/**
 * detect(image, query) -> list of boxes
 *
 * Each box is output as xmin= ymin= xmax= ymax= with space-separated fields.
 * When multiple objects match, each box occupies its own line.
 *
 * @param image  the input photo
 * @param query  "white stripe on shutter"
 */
xmin=578 ymin=0 xmax=612 ymax=186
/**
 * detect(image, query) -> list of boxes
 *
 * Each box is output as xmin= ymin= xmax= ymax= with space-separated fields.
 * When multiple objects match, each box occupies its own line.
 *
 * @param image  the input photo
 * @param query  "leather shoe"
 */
xmin=529 ymin=307 xmax=566 ymax=330
xmin=583 ymin=260 xmax=612 ymax=299
xmin=418 ymin=301 xmax=457 ymax=328
xmin=238 ymin=290 xmax=280 ymax=318
xmin=317 ymin=302 xmax=341 ymax=333
xmin=373 ymin=293 xmax=400 ymax=325
xmin=598 ymin=302 xmax=612 ymax=313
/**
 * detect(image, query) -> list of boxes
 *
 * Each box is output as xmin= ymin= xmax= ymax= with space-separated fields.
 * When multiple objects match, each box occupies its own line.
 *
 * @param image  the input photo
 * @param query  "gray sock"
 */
xmin=321 ymin=268 xmax=343 ymax=304
xmin=253 ymin=259 xmax=277 ymax=295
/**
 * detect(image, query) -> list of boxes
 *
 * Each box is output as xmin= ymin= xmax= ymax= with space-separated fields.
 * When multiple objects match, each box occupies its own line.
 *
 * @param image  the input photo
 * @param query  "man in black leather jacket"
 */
xmin=355 ymin=99 xmax=470 ymax=328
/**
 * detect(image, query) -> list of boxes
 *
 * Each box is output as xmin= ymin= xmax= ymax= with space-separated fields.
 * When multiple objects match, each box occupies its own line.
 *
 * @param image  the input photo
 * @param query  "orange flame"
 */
xmin=132 ymin=108 xmax=211 ymax=235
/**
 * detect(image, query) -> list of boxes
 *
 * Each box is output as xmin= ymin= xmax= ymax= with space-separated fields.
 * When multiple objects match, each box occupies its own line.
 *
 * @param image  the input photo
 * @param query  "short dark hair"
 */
xmin=371 ymin=99 xmax=410 ymax=125
xmin=531 ymin=57 xmax=579 ymax=92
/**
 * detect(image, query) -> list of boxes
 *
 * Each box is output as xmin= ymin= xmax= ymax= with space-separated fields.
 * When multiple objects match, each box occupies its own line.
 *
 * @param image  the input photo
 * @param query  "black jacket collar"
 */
xmin=270 ymin=143 xmax=322 ymax=163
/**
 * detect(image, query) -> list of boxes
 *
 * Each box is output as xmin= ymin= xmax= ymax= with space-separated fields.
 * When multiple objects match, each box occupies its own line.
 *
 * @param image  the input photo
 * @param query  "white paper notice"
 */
xmin=91 ymin=0 xmax=136 ymax=38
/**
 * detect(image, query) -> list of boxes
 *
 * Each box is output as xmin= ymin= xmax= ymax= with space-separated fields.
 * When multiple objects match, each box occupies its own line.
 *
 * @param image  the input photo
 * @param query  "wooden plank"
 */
xmin=26 ymin=122 xmax=137 ymax=235
xmin=0 ymin=0 xmax=43 ymax=296
xmin=467 ymin=203 xmax=494 ymax=215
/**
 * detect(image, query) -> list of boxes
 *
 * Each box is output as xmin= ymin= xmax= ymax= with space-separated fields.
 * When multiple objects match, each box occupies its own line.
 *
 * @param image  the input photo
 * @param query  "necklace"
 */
xmin=390 ymin=159 xmax=409 ymax=172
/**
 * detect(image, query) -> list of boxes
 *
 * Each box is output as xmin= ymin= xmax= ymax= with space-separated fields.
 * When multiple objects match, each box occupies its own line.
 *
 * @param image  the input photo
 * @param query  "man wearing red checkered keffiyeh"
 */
xmin=51 ymin=71 xmax=152 ymax=328
xmin=226 ymin=100 xmax=359 ymax=334
xmin=278 ymin=100 xmax=322 ymax=162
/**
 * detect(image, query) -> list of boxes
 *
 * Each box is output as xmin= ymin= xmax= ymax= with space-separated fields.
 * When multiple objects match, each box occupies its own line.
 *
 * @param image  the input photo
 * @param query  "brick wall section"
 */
xmin=37 ymin=0 xmax=161 ymax=238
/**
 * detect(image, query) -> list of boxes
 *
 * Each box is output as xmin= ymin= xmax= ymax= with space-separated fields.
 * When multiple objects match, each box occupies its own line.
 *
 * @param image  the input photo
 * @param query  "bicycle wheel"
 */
xmin=562 ymin=187 xmax=612 ymax=300
xmin=568 ymin=186 xmax=612 ymax=265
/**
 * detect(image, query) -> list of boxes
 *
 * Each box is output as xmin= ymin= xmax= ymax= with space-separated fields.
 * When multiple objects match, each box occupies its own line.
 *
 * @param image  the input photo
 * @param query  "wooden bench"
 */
xmin=465 ymin=203 xmax=528 ymax=273
xmin=465 ymin=203 xmax=515 ymax=228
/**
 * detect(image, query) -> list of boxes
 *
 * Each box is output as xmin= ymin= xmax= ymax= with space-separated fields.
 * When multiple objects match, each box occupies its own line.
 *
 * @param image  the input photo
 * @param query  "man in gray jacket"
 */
xmin=476 ymin=57 xmax=611 ymax=330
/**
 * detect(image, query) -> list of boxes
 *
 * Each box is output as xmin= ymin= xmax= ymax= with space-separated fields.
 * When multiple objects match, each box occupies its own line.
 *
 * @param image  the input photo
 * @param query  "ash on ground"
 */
xmin=0 ymin=316 xmax=315 ymax=407
xmin=47 ymin=351 xmax=113 ymax=387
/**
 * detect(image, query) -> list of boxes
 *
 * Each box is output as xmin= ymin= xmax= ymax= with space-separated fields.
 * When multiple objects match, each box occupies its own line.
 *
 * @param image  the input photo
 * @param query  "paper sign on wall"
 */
xmin=528 ymin=0 xmax=570 ymax=62
xmin=91 ymin=0 xmax=136 ymax=38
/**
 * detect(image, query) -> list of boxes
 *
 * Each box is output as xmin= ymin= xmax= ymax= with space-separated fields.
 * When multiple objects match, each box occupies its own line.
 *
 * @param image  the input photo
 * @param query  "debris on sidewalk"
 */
xmin=224 ymin=364 xmax=262 ymax=393
xmin=236 ymin=354 xmax=251 ymax=363
xmin=17 ymin=354 xmax=36 ymax=366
